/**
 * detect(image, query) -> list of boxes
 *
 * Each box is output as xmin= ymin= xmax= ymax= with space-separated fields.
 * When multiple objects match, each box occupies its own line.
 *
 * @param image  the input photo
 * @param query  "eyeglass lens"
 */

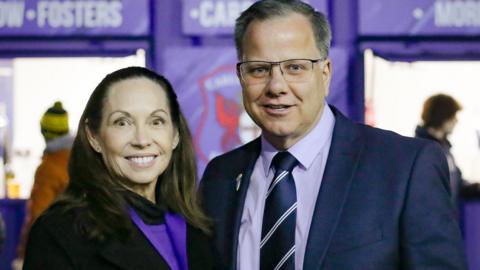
xmin=240 ymin=59 xmax=318 ymax=84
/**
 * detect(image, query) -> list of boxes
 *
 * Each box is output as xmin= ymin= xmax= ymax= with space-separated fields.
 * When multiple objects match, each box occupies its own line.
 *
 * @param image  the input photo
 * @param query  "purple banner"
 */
xmin=463 ymin=201 xmax=480 ymax=270
xmin=360 ymin=0 xmax=480 ymax=36
xmin=0 ymin=0 xmax=149 ymax=36
xmin=182 ymin=0 xmax=328 ymax=36
xmin=163 ymin=46 xmax=348 ymax=173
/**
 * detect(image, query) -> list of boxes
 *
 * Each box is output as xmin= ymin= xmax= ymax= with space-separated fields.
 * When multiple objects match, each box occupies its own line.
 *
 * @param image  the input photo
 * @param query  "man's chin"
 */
xmin=263 ymin=130 xmax=299 ymax=148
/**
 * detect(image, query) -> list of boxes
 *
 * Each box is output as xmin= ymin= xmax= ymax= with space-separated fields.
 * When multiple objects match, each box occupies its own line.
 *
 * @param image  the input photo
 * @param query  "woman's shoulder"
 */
xmin=30 ymin=204 xmax=93 ymax=246
xmin=24 ymin=206 xmax=114 ymax=269
xmin=29 ymin=209 xmax=77 ymax=248
xmin=28 ymin=205 xmax=104 ymax=257
xmin=33 ymin=205 xmax=77 ymax=230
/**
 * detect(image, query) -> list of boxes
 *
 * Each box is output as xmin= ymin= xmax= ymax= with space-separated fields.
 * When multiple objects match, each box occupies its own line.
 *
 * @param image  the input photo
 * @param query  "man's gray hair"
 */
xmin=234 ymin=0 xmax=332 ymax=60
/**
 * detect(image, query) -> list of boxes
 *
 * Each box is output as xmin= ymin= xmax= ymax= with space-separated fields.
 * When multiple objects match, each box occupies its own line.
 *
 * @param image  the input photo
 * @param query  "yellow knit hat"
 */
xmin=40 ymin=101 xmax=69 ymax=141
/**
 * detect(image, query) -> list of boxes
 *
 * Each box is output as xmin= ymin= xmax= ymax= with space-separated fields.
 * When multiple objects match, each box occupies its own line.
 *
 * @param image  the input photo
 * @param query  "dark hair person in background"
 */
xmin=23 ymin=67 xmax=213 ymax=270
xmin=416 ymin=94 xmax=480 ymax=207
xmin=200 ymin=0 xmax=467 ymax=269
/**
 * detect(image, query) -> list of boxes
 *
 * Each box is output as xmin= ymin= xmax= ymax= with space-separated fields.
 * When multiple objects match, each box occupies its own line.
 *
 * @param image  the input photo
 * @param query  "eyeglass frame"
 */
xmin=236 ymin=58 xmax=326 ymax=85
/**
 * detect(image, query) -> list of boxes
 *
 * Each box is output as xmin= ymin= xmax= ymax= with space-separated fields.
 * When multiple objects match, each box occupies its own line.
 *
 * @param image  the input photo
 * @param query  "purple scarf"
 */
xmin=129 ymin=208 xmax=188 ymax=270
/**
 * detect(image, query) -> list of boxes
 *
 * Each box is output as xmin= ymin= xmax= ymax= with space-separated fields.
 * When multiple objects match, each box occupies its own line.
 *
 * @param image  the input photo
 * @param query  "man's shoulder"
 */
xmin=207 ymin=138 xmax=260 ymax=168
xmin=200 ymin=138 xmax=260 ymax=187
xmin=331 ymin=106 xmax=426 ymax=149
xmin=362 ymin=123 xmax=422 ymax=144
xmin=349 ymin=120 xmax=437 ymax=158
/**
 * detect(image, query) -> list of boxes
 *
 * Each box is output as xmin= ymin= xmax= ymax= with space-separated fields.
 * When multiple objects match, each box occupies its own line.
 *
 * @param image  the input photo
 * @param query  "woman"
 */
xmin=23 ymin=67 xmax=213 ymax=270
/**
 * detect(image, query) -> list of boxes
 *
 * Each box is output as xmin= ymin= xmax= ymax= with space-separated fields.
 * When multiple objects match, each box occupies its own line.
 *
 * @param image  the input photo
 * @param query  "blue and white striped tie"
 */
xmin=260 ymin=151 xmax=298 ymax=270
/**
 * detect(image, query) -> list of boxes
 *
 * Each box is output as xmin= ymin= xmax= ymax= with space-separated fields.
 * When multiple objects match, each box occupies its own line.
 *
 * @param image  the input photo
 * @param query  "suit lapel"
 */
xmin=303 ymin=108 xmax=365 ymax=269
xmin=226 ymin=138 xmax=261 ymax=270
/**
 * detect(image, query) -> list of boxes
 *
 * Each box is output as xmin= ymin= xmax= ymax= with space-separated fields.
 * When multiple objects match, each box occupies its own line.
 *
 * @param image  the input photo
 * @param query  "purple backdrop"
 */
xmin=163 ymin=46 xmax=348 ymax=173
xmin=463 ymin=201 xmax=480 ymax=270
xmin=360 ymin=0 xmax=480 ymax=36
xmin=0 ymin=0 xmax=149 ymax=36
xmin=181 ymin=0 xmax=329 ymax=35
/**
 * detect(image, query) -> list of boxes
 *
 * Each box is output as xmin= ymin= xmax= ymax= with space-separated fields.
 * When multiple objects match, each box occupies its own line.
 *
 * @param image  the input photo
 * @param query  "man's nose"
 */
xmin=266 ymin=65 xmax=287 ymax=95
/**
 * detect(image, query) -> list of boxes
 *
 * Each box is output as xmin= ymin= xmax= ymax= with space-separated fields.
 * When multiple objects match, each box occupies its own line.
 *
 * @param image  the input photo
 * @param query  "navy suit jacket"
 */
xmin=200 ymin=106 xmax=467 ymax=270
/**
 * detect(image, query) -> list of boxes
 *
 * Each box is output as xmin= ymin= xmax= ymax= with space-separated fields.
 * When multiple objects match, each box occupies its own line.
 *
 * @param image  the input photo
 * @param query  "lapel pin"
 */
xmin=235 ymin=173 xmax=243 ymax=191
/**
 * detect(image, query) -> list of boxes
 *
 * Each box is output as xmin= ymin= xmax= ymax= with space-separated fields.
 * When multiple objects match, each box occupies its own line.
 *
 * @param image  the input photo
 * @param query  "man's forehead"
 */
xmin=247 ymin=12 xmax=311 ymax=31
xmin=241 ymin=13 xmax=319 ymax=60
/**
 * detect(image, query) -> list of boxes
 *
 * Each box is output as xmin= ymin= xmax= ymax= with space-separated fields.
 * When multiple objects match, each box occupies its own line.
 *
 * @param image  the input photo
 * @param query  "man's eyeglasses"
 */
xmin=236 ymin=58 xmax=324 ymax=85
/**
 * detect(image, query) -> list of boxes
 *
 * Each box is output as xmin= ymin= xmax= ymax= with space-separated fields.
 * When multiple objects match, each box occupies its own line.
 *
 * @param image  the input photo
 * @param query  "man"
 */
xmin=200 ymin=1 xmax=467 ymax=269
xmin=415 ymin=94 xmax=480 ymax=207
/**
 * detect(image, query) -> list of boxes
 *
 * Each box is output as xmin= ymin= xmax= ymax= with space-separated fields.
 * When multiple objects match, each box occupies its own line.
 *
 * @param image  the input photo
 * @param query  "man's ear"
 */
xmin=236 ymin=67 xmax=245 ymax=87
xmin=85 ymin=121 xmax=102 ymax=153
xmin=322 ymin=58 xmax=332 ymax=96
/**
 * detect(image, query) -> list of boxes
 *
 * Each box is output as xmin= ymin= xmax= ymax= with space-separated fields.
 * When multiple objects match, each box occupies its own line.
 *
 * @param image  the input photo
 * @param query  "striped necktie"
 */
xmin=260 ymin=151 xmax=298 ymax=270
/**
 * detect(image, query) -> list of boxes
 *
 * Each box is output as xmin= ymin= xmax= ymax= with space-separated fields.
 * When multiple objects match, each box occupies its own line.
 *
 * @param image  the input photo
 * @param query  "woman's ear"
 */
xmin=85 ymin=120 xmax=102 ymax=153
xmin=172 ymin=129 xmax=180 ymax=150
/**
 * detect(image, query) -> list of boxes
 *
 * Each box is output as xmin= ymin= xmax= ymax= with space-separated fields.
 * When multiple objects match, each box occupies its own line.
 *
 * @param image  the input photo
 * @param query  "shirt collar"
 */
xmin=260 ymin=104 xmax=335 ymax=177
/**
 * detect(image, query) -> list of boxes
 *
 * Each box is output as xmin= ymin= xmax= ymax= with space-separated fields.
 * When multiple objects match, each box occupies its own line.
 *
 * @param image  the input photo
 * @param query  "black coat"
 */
xmin=23 ymin=207 xmax=214 ymax=270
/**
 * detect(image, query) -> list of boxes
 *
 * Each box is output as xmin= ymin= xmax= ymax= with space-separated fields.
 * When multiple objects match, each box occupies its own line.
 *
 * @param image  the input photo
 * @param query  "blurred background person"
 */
xmin=23 ymin=67 xmax=213 ymax=269
xmin=13 ymin=101 xmax=72 ymax=269
xmin=415 ymin=93 xmax=480 ymax=208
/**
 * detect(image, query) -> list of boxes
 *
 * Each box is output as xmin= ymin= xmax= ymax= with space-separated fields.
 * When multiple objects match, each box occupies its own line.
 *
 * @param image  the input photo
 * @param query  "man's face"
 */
xmin=442 ymin=115 xmax=458 ymax=136
xmin=239 ymin=13 xmax=331 ymax=150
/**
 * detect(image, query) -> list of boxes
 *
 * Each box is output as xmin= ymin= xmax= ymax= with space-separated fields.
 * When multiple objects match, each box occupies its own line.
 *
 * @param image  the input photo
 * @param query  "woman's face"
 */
xmin=87 ymin=77 xmax=179 ymax=191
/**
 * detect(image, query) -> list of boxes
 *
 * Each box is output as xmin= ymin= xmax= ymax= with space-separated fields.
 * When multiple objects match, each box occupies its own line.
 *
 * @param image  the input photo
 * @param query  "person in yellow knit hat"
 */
xmin=12 ymin=101 xmax=73 ymax=270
